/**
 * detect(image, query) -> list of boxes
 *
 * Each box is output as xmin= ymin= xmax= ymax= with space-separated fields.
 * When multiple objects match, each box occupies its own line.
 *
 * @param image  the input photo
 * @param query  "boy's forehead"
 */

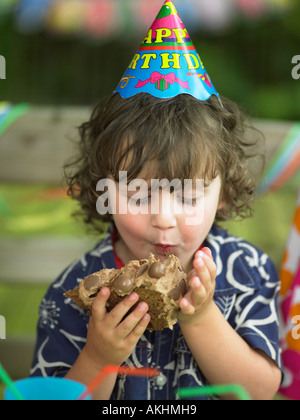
xmin=113 ymin=133 xmax=218 ymax=184
xmin=118 ymin=163 xmax=207 ymax=188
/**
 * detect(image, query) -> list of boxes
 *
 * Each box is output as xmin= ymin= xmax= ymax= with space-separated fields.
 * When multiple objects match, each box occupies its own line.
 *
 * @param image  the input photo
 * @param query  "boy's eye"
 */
xmin=137 ymin=196 xmax=150 ymax=205
xmin=177 ymin=196 xmax=199 ymax=206
xmin=128 ymin=195 xmax=150 ymax=206
xmin=127 ymin=193 xmax=201 ymax=206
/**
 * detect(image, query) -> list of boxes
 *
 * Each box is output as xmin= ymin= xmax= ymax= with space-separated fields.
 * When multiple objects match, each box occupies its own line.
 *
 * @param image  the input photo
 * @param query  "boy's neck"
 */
xmin=114 ymin=237 xmax=136 ymax=267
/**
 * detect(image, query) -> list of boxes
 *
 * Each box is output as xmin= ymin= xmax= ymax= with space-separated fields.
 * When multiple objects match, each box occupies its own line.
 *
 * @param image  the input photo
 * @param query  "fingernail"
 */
xmin=138 ymin=302 xmax=148 ymax=312
xmin=100 ymin=288 xmax=109 ymax=297
xmin=181 ymin=299 xmax=188 ymax=307
xmin=196 ymin=257 xmax=204 ymax=267
xmin=193 ymin=277 xmax=201 ymax=288
xmin=129 ymin=292 xmax=138 ymax=301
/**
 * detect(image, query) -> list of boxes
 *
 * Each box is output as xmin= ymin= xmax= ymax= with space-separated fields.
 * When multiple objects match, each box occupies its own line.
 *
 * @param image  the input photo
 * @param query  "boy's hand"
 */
xmin=84 ymin=288 xmax=150 ymax=368
xmin=178 ymin=247 xmax=217 ymax=326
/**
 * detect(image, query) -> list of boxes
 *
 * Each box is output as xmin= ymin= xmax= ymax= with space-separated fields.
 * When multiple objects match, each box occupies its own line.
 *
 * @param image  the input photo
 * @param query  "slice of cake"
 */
xmin=65 ymin=253 xmax=187 ymax=331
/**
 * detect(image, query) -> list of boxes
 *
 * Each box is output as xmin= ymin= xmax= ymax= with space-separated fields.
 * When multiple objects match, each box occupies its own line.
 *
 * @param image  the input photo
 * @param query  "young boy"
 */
xmin=30 ymin=1 xmax=282 ymax=400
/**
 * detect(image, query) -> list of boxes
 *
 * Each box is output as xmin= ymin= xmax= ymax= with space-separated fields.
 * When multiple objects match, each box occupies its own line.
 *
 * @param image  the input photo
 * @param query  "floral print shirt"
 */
xmin=31 ymin=224 xmax=282 ymax=400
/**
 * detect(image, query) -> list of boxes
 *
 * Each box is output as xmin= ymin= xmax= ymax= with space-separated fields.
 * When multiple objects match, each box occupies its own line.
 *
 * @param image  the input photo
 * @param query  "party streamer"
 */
xmin=258 ymin=122 xmax=300 ymax=194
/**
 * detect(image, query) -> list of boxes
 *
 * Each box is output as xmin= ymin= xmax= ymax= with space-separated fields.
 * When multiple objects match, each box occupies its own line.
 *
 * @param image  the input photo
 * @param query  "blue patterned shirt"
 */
xmin=30 ymin=224 xmax=282 ymax=400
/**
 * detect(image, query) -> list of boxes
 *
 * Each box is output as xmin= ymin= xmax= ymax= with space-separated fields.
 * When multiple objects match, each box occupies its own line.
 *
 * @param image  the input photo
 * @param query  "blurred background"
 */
xmin=0 ymin=0 xmax=299 ymax=117
xmin=0 ymin=0 xmax=300 ymax=395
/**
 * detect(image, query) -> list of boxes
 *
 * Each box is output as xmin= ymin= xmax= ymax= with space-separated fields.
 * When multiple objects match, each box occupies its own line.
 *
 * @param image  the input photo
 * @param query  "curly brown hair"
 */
xmin=64 ymin=93 xmax=264 ymax=234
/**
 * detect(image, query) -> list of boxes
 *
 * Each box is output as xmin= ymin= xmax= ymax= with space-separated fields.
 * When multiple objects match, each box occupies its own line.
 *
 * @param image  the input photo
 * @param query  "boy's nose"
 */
xmin=151 ymin=212 xmax=177 ymax=230
xmin=151 ymin=191 xmax=177 ymax=230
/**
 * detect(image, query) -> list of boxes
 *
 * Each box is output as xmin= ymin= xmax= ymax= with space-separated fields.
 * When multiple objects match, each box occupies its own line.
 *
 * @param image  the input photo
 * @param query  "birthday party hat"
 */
xmin=114 ymin=0 xmax=219 ymax=101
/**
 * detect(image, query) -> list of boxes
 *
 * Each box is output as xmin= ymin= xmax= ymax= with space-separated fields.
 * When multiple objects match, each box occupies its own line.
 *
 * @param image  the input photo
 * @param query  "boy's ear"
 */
xmin=217 ymin=184 xmax=226 ymax=211
xmin=217 ymin=198 xmax=226 ymax=211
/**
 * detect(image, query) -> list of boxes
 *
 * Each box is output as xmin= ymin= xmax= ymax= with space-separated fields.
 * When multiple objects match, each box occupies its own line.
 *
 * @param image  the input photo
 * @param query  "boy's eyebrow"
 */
xmin=123 ymin=177 xmax=212 ymax=194
xmin=126 ymin=180 xmax=152 ymax=194
xmin=127 ymin=186 xmax=152 ymax=195
xmin=126 ymin=181 xmax=208 ymax=194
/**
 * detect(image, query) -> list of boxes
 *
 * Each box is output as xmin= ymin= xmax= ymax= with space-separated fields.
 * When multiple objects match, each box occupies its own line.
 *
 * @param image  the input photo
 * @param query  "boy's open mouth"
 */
xmin=154 ymin=244 xmax=177 ymax=255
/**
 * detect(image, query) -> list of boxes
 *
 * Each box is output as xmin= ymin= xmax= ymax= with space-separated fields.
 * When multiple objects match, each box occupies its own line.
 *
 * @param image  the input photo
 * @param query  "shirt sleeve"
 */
xmin=30 ymin=272 xmax=89 ymax=378
xmin=232 ymin=257 xmax=282 ymax=371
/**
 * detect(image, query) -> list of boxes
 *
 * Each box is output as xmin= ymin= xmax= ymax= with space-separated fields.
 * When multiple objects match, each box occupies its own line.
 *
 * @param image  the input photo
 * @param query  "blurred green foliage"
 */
xmin=0 ymin=5 xmax=300 ymax=119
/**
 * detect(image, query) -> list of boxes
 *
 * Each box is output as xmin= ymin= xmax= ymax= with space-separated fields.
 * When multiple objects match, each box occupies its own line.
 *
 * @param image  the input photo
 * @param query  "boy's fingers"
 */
xmin=91 ymin=287 xmax=111 ymax=323
xmin=179 ymin=297 xmax=195 ymax=315
xmin=199 ymin=251 xmax=217 ymax=280
xmin=195 ymin=247 xmax=212 ymax=260
xmin=126 ymin=312 xmax=151 ymax=344
xmin=116 ymin=301 xmax=149 ymax=340
xmin=186 ymin=271 xmax=207 ymax=305
xmin=193 ymin=251 xmax=216 ymax=287
xmin=205 ymin=255 xmax=217 ymax=279
xmin=188 ymin=268 xmax=197 ymax=282
xmin=193 ymin=255 xmax=210 ymax=288
xmin=190 ymin=275 xmax=207 ymax=306
xmin=201 ymin=247 xmax=213 ymax=259
xmin=105 ymin=292 xmax=140 ymax=329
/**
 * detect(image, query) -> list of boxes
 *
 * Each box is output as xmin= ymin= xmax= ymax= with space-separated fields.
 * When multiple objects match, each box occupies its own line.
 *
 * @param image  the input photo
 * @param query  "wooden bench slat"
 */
xmin=0 ymin=335 xmax=35 ymax=379
xmin=0 ymin=237 xmax=94 ymax=284
xmin=0 ymin=106 xmax=295 ymax=184
xmin=0 ymin=107 xmax=91 ymax=184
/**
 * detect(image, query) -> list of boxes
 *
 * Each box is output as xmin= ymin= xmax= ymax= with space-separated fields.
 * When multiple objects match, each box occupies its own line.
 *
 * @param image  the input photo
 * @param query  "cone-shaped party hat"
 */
xmin=114 ymin=1 xmax=219 ymax=101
